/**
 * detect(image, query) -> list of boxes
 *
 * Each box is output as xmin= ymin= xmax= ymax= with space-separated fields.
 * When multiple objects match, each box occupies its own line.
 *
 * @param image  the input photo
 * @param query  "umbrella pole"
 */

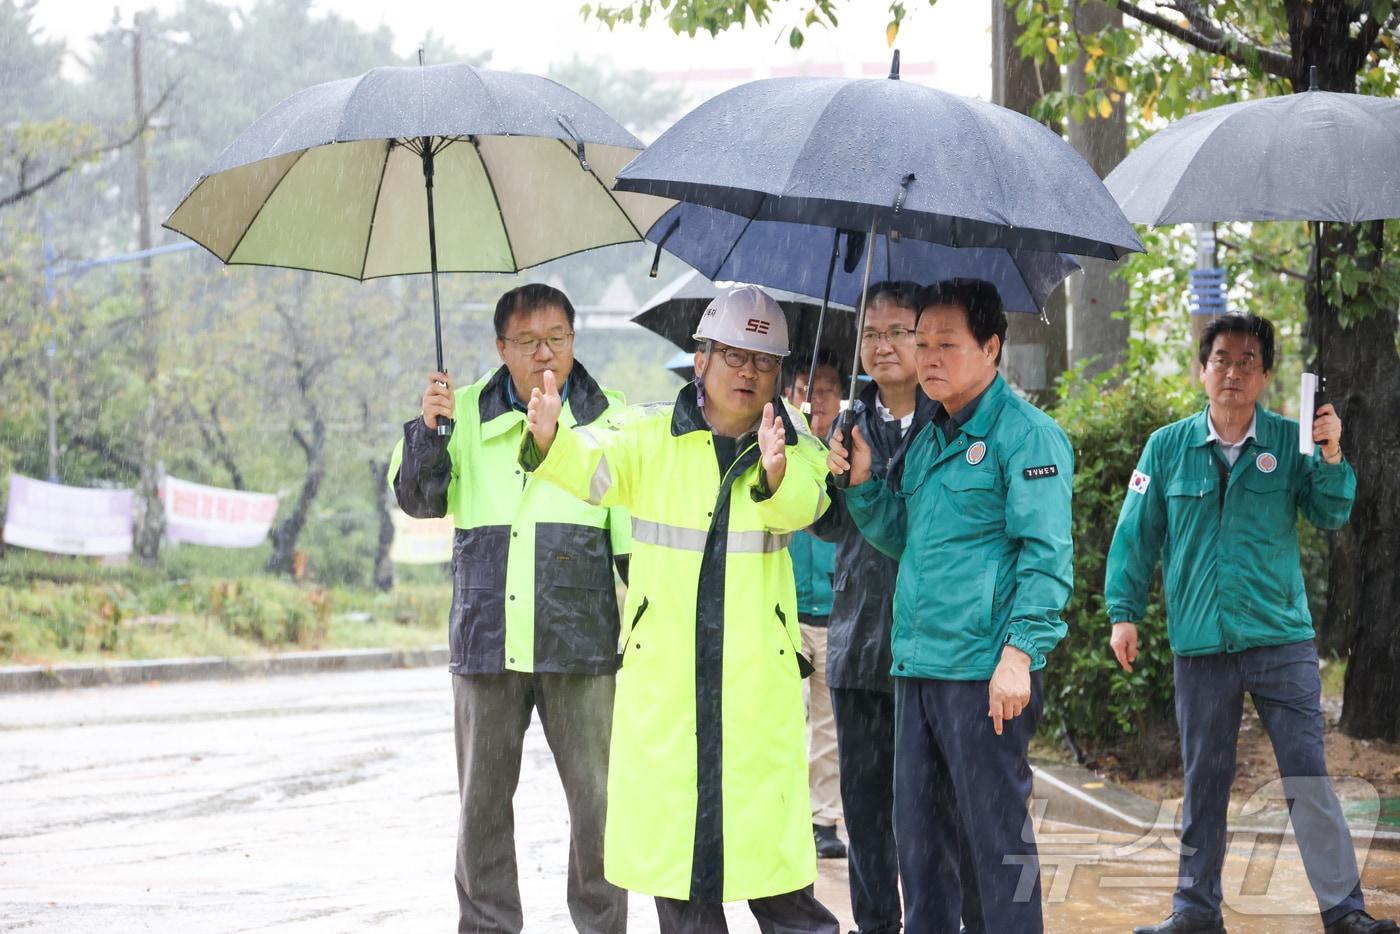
xmin=833 ymin=216 xmax=878 ymax=489
xmin=1313 ymin=220 xmax=1326 ymax=393
xmin=422 ymin=136 xmax=452 ymax=438
xmin=803 ymin=228 xmax=842 ymax=414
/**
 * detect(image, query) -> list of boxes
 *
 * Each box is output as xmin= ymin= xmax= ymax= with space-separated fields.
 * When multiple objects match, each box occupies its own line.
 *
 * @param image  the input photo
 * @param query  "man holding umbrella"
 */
xmin=523 ymin=286 xmax=839 ymax=934
xmin=390 ymin=282 xmax=629 ymax=934
xmin=809 ymin=280 xmax=932 ymax=934
xmin=828 ymin=279 xmax=1073 ymax=933
xmin=1105 ymin=313 xmax=1395 ymax=934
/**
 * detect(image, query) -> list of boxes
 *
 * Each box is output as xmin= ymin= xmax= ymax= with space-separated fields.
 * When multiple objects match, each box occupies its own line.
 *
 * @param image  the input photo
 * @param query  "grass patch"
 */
xmin=0 ymin=549 xmax=450 ymax=666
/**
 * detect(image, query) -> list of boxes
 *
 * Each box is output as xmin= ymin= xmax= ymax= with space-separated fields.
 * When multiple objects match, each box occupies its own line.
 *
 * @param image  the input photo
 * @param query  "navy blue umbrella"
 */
xmin=650 ymin=202 xmax=1078 ymax=315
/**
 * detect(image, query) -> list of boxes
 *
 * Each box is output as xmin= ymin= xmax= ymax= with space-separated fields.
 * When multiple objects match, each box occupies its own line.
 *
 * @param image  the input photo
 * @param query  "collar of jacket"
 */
xmin=670 ymin=379 xmax=799 ymax=446
xmin=478 ymin=361 xmax=611 ymax=436
xmin=854 ymin=380 xmax=936 ymax=429
xmin=1187 ymin=402 xmax=1269 ymax=449
xmin=941 ymin=373 xmax=1010 ymax=440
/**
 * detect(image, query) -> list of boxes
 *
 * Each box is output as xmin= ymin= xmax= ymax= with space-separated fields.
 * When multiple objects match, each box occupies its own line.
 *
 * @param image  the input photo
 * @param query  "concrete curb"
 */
xmin=1032 ymin=759 xmax=1400 ymax=852
xmin=0 ymin=646 xmax=451 ymax=693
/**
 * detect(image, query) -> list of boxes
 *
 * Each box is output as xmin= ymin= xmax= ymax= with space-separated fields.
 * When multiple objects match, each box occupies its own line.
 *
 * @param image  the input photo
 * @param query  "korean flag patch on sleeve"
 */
xmin=1128 ymin=469 xmax=1152 ymax=495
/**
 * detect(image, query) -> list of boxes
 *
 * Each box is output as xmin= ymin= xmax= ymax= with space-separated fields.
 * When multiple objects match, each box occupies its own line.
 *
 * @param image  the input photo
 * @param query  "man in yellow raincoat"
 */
xmin=523 ymin=286 xmax=839 ymax=933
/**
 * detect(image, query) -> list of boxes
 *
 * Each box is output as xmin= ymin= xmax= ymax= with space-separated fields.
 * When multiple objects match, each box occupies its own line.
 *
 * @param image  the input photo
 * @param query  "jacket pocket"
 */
xmin=776 ymin=604 xmax=815 ymax=678
xmin=450 ymin=526 xmax=509 ymax=667
xmin=534 ymin=522 xmax=620 ymax=669
xmin=941 ymin=469 xmax=1001 ymax=528
xmin=618 ymin=597 xmax=650 ymax=667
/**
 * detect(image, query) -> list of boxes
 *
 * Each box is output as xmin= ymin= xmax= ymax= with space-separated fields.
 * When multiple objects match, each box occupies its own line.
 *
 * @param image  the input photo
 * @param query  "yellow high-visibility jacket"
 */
xmin=527 ymin=382 xmax=830 ymax=902
xmin=389 ymin=363 xmax=628 ymax=674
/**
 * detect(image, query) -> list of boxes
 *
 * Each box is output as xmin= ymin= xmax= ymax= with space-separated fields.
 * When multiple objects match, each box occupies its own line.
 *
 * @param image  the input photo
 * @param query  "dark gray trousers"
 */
xmin=452 ymin=671 xmax=625 ymax=934
xmin=831 ymin=686 xmax=901 ymax=934
xmin=654 ymin=886 xmax=839 ymax=934
xmin=1173 ymin=640 xmax=1365 ymax=926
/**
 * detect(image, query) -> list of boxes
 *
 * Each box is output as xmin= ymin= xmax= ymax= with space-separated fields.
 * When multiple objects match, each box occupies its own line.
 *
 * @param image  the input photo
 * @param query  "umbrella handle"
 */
xmin=435 ymin=374 xmax=453 ymax=438
xmin=830 ymin=408 xmax=857 ymax=490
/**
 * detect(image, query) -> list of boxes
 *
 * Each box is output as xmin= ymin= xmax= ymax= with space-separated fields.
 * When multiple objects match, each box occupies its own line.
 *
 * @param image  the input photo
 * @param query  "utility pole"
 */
xmin=992 ymin=0 xmax=1067 ymax=404
xmin=130 ymin=10 xmax=164 ymax=565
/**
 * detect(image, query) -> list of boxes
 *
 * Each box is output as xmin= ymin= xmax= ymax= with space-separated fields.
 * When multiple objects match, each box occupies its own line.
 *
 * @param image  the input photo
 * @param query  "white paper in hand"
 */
xmin=1299 ymin=372 xmax=1317 ymax=456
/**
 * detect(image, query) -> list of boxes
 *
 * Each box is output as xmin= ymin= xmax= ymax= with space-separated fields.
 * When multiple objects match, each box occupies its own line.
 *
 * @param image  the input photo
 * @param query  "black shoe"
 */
xmin=1132 ymin=914 xmax=1226 ymax=934
xmin=1326 ymin=910 xmax=1400 ymax=934
xmin=813 ymin=823 xmax=846 ymax=859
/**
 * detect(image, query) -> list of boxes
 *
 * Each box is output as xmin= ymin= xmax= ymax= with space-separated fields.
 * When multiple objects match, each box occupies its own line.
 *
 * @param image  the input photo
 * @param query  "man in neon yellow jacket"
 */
xmin=389 ymin=283 xmax=629 ymax=934
xmin=523 ymin=286 xmax=840 ymax=934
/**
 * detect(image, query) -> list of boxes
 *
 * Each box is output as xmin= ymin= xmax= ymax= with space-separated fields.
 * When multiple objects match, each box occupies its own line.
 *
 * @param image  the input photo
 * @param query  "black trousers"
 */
xmin=831 ymin=686 xmax=902 ymax=934
xmin=654 ymin=886 xmax=839 ymax=934
xmin=894 ymin=674 xmax=1044 ymax=934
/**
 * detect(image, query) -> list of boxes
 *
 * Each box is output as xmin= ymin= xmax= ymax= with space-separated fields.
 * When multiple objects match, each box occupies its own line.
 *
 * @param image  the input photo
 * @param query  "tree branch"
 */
xmin=65 ymin=433 xmax=140 ymax=475
xmin=196 ymin=400 xmax=246 ymax=490
xmin=1112 ymin=0 xmax=1293 ymax=76
xmin=1356 ymin=8 xmax=1398 ymax=60
xmin=0 ymin=80 xmax=178 ymax=211
xmin=1165 ymin=0 xmax=1223 ymax=40
xmin=1217 ymin=236 xmax=1308 ymax=281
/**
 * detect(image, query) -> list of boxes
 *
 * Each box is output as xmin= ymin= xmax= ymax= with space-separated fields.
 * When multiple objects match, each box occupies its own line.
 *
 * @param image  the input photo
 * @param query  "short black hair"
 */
xmin=784 ymin=349 xmax=847 ymax=396
xmin=1198 ymin=313 xmax=1275 ymax=373
xmin=494 ymin=283 xmax=576 ymax=339
xmin=919 ymin=278 xmax=1008 ymax=365
xmin=863 ymin=280 xmax=923 ymax=316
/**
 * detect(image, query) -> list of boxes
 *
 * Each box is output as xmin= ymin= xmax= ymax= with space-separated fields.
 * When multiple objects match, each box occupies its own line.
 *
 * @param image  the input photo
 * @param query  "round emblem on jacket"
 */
xmin=966 ymin=441 xmax=987 ymax=465
xmin=1256 ymin=451 xmax=1278 ymax=474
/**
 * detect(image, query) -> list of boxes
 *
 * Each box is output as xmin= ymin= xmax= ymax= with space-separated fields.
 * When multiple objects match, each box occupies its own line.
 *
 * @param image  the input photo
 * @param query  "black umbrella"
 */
xmin=1103 ymin=67 xmax=1400 ymax=448
xmin=616 ymin=52 xmax=1137 ymax=427
xmin=634 ymin=268 xmax=859 ymax=378
xmin=165 ymin=56 xmax=671 ymax=436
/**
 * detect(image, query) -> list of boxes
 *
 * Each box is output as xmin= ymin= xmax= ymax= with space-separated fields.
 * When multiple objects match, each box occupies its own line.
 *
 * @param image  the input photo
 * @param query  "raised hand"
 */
xmin=528 ymin=369 xmax=563 ymax=456
xmin=757 ymin=402 xmax=787 ymax=492
xmin=826 ymin=424 xmax=872 ymax=487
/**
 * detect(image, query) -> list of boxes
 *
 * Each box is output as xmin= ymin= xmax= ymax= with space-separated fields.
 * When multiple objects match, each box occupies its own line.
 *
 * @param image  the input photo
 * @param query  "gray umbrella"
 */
xmin=615 ymin=55 xmax=1142 ymax=259
xmin=164 ymin=57 xmax=671 ymax=436
xmin=1103 ymin=77 xmax=1400 ymax=225
xmin=1103 ymin=70 xmax=1400 ymax=428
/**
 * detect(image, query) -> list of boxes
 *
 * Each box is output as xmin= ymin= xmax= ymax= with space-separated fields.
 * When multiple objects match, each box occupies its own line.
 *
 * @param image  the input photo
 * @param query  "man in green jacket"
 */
xmin=390 ymin=283 xmax=628 ymax=934
xmin=828 ymin=279 xmax=1073 ymax=933
xmin=1106 ymin=313 xmax=1393 ymax=934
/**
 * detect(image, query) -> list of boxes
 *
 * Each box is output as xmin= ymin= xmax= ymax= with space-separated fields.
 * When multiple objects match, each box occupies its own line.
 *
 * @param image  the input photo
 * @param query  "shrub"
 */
xmin=1045 ymin=365 xmax=1199 ymax=776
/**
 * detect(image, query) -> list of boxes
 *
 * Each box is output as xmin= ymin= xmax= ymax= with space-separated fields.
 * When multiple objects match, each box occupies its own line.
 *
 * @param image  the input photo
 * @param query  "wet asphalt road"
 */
xmin=3 ymin=667 xmax=1398 ymax=933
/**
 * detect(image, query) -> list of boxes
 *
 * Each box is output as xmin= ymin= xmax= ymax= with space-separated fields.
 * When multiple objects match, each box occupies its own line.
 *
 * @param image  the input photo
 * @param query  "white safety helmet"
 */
xmin=692 ymin=285 xmax=790 ymax=357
